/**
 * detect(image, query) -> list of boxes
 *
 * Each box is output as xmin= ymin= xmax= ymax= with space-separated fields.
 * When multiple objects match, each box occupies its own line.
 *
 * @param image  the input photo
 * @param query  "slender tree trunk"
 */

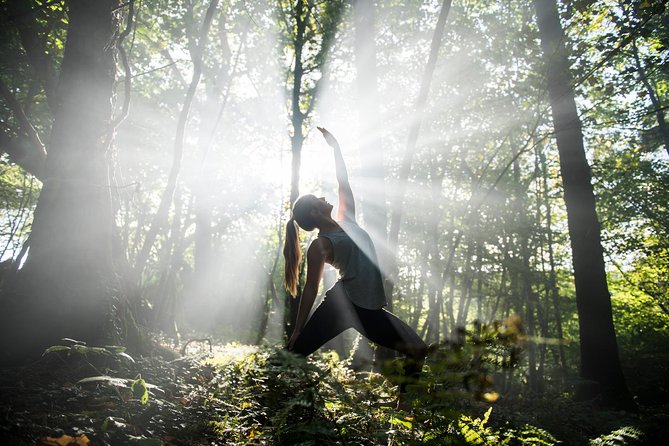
xmin=535 ymin=291 xmax=549 ymax=395
xmin=538 ymin=144 xmax=567 ymax=382
xmin=425 ymin=287 xmax=438 ymax=345
xmin=456 ymin=242 xmax=474 ymax=327
xmin=475 ymin=243 xmax=484 ymax=322
xmin=191 ymin=10 xmax=238 ymax=324
xmin=154 ymin=187 xmax=187 ymax=344
xmin=387 ymin=0 xmax=452 ymax=304
xmin=283 ymin=0 xmax=308 ymax=339
xmin=445 ymin=263 xmax=456 ymax=331
xmin=256 ymin=216 xmax=284 ymax=344
xmin=424 ymin=165 xmax=446 ymax=343
xmin=135 ymin=0 xmax=219 ymax=280
xmin=282 ymin=0 xmax=344 ymax=339
xmin=411 ymin=257 xmax=428 ymax=330
xmin=534 ymin=0 xmax=634 ymax=409
xmin=488 ymin=230 xmax=511 ymax=323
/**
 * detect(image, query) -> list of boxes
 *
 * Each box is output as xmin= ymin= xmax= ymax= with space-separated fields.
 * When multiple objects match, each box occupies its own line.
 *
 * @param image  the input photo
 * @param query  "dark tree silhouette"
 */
xmin=534 ymin=0 xmax=635 ymax=409
xmin=1 ymin=0 xmax=122 ymax=361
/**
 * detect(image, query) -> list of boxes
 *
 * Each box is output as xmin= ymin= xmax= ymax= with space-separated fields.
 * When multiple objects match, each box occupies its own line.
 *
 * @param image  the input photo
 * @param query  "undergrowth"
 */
xmin=0 ymin=325 xmax=664 ymax=445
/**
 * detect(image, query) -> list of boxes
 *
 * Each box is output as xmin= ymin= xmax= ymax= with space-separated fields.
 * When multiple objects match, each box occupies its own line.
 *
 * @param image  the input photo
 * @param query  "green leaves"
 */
xmin=589 ymin=426 xmax=643 ymax=445
xmin=42 ymin=339 xmax=136 ymax=363
xmin=130 ymin=375 xmax=150 ymax=405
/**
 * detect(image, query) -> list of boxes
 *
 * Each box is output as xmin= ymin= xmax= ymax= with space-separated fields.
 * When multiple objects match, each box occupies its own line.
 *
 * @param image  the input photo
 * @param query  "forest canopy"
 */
xmin=0 ymin=0 xmax=668 ymax=444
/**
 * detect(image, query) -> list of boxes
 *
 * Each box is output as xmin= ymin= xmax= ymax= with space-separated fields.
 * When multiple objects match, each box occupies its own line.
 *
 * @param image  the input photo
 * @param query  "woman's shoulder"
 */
xmin=310 ymin=236 xmax=334 ymax=262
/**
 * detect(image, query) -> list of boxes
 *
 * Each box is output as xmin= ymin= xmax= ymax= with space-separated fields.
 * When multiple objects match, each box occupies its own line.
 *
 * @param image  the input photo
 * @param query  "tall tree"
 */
xmin=533 ymin=0 xmax=634 ymax=408
xmin=387 ymin=0 xmax=452 ymax=307
xmin=1 ymin=0 xmax=122 ymax=360
xmin=134 ymin=0 xmax=219 ymax=281
xmin=278 ymin=0 xmax=344 ymax=337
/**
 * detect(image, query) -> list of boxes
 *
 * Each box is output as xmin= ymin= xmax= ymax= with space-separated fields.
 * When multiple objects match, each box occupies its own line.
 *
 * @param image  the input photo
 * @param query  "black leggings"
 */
xmin=292 ymin=285 xmax=428 ymax=391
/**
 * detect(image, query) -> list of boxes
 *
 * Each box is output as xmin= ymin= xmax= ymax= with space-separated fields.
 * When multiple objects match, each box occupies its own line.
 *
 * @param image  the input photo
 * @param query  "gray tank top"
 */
xmin=318 ymin=222 xmax=387 ymax=310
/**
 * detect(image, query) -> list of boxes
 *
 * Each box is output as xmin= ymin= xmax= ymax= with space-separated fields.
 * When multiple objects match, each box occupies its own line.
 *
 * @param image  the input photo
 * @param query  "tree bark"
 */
xmin=283 ymin=0 xmax=309 ymax=339
xmin=534 ymin=0 xmax=634 ymax=409
xmin=1 ymin=0 xmax=119 ymax=360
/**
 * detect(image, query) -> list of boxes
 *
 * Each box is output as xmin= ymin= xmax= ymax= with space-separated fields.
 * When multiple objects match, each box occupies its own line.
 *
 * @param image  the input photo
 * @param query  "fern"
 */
xmin=589 ymin=426 xmax=643 ymax=446
xmin=456 ymin=408 xmax=559 ymax=445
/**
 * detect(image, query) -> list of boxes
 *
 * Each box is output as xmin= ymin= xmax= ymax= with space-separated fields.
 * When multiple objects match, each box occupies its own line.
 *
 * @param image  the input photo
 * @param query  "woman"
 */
xmin=283 ymin=127 xmax=427 ymax=393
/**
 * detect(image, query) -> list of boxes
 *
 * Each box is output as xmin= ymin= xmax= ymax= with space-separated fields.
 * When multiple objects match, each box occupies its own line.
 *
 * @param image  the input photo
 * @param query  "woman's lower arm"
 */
xmin=294 ymin=285 xmax=318 ymax=332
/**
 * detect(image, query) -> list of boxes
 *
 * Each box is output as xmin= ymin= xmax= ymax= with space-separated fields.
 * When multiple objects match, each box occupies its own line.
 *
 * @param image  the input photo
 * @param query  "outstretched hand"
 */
xmin=317 ymin=126 xmax=339 ymax=148
xmin=286 ymin=329 xmax=301 ymax=351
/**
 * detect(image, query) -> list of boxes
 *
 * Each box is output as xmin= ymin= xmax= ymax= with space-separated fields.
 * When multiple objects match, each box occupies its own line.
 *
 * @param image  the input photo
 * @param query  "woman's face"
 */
xmin=314 ymin=196 xmax=334 ymax=216
xmin=293 ymin=194 xmax=333 ymax=230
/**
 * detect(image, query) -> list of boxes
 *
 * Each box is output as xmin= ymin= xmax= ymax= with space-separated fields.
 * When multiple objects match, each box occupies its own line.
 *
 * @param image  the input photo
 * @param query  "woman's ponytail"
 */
xmin=283 ymin=218 xmax=302 ymax=297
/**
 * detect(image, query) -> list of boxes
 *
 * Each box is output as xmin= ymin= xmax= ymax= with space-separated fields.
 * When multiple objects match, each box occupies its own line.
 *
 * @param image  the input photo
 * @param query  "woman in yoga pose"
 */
xmin=283 ymin=127 xmax=427 ymax=393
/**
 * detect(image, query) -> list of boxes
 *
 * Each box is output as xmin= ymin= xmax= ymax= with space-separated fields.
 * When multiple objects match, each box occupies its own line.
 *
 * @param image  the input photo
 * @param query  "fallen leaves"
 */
xmin=38 ymin=434 xmax=90 ymax=446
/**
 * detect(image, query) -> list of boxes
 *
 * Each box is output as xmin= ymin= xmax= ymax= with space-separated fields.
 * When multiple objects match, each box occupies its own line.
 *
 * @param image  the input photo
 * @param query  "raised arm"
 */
xmin=317 ymin=127 xmax=356 ymax=222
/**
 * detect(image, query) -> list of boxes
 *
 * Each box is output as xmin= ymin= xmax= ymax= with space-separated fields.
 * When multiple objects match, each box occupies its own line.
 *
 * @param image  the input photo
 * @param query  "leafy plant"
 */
xmin=43 ymin=338 xmax=136 ymax=363
xmin=589 ymin=426 xmax=644 ymax=446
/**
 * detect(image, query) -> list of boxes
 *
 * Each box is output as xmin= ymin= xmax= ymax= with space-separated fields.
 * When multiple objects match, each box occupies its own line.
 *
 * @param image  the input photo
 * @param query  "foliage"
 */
xmin=609 ymin=283 xmax=669 ymax=354
xmin=589 ymin=426 xmax=644 ymax=446
xmin=458 ymin=407 xmax=557 ymax=445
xmin=4 ymin=342 xmax=669 ymax=445
xmin=0 ymin=161 xmax=39 ymax=260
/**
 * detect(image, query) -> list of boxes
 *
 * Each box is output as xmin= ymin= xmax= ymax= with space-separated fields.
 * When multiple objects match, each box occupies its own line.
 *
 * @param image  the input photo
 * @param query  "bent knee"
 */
xmin=403 ymin=340 xmax=427 ymax=361
xmin=415 ymin=341 xmax=428 ymax=359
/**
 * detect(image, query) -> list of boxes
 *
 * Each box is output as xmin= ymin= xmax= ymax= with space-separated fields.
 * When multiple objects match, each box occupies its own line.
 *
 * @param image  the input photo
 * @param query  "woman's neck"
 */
xmin=318 ymin=218 xmax=340 ymax=233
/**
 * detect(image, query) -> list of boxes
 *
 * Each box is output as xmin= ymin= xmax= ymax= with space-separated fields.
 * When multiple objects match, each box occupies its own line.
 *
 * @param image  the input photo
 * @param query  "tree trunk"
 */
xmin=411 ymin=255 xmax=428 ymax=330
xmin=190 ymin=9 xmax=238 ymax=328
xmin=1 ymin=0 xmax=119 ymax=360
xmin=256 ymin=218 xmax=284 ymax=344
xmin=534 ymin=0 xmax=634 ymax=409
xmin=387 ymin=0 xmax=452 ymax=307
xmin=538 ymin=143 xmax=567 ymax=382
xmin=282 ymin=0 xmax=344 ymax=338
xmin=135 ymin=0 xmax=219 ymax=280
xmin=283 ymin=0 xmax=308 ymax=339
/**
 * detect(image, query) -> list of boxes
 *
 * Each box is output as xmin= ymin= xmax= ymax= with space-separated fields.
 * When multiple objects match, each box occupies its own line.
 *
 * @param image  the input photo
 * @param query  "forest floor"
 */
xmin=0 ymin=339 xmax=667 ymax=446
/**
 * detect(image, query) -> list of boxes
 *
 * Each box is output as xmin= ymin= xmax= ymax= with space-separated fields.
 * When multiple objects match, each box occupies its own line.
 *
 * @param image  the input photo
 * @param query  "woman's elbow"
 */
xmin=299 ymin=281 xmax=316 ymax=296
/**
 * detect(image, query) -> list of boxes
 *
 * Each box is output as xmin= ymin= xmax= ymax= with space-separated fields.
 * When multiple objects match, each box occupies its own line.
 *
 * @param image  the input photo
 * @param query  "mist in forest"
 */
xmin=114 ymin=1 xmax=485 ymax=342
xmin=1 ymin=0 xmax=667 ymax=393
xmin=3 ymin=1 xmax=669 ymax=442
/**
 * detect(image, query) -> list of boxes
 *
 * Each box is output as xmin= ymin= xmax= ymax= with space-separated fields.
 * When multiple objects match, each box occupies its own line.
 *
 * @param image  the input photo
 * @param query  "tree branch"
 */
xmin=134 ymin=0 xmax=220 ymax=280
xmin=0 ymin=77 xmax=46 ymax=178
xmin=0 ymin=129 xmax=45 ymax=179
xmin=7 ymin=0 xmax=59 ymax=110
xmin=0 ymin=77 xmax=45 ymax=150
xmin=112 ymin=0 xmax=136 ymax=128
